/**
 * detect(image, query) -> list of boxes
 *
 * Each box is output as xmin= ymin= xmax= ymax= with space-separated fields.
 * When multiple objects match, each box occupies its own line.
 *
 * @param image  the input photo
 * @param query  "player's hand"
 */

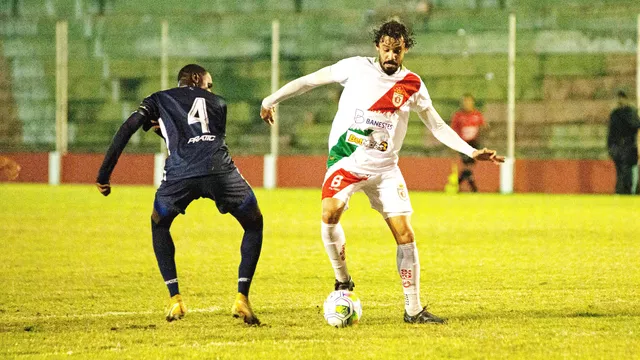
xmin=96 ymin=182 xmax=111 ymax=196
xmin=148 ymin=120 xmax=164 ymax=138
xmin=472 ymin=148 xmax=505 ymax=164
xmin=260 ymin=105 xmax=275 ymax=125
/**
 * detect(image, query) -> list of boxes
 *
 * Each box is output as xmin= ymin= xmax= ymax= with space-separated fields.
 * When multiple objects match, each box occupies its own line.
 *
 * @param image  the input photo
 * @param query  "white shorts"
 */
xmin=321 ymin=162 xmax=413 ymax=218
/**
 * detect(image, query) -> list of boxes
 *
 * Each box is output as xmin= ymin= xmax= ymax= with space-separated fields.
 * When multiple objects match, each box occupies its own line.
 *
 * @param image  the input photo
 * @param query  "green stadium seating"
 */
xmin=1 ymin=0 xmax=637 ymax=156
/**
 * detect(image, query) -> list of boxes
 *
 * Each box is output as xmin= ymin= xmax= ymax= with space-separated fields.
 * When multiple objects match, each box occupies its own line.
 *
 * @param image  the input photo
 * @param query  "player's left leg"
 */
xmin=205 ymin=170 xmax=263 ymax=325
xmin=364 ymin=168 xmax=446 ymax=324
xmin=229 ymin=192 xmax=263 ymax=325
xmin=385 ymin=216 xmax=443 ymax=324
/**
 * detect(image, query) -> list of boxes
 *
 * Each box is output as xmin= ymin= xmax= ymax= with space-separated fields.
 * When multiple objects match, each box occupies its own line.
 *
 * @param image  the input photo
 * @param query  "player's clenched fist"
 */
xmin=260 ymin=106 xmax=275 ymax=125
xmin=96 ymin=182 xmax=111 ymax=196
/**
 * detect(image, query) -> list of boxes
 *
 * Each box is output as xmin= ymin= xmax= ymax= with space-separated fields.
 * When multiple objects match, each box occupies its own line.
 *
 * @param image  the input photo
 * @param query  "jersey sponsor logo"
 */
xmin=353 ymin=109 xmax=394 ymax=130
xmin=187 ymin=135 xmax=217 ymax=143
xmin=345 ymin=130 xmax=389 ymax=152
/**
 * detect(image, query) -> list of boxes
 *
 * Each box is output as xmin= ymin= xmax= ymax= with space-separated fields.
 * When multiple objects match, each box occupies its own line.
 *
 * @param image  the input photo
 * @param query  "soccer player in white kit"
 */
xmin=260 ymin=20 xmax=504 ymax=323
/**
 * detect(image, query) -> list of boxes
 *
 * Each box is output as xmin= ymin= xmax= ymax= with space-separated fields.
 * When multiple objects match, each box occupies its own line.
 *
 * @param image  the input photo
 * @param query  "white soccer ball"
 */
xmin=323 ymin=290 xmax=362 ymax=328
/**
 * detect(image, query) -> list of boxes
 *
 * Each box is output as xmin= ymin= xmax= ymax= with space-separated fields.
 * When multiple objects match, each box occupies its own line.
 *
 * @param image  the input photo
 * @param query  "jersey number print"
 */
xmin=187 ymin=97 xmax=210 ymax=134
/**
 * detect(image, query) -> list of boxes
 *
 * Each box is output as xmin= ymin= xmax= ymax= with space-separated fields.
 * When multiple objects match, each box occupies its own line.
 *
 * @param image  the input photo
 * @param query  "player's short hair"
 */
xmin=462 ymin=93 xmax=475 ymax=100
xmin=373 ymin=20 xmax=415 ymax=49
xmin=177 ymin=64 xmax=208 ymax=86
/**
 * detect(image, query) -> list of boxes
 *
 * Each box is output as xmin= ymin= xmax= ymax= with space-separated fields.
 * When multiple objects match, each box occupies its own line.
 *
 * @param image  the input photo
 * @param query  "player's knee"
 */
xmin=322 ymin=199 xmax=345 ymax=224
xmin=151 ymin=207 xmax=178 ymax=228
xmin=250 ymin=211 xmax=264 ymax=231
xmin=396 ymin=229 xmax=415 ymax=244
xmin=233 ymin=193 xmax=263 ymax=231
xmin=322 ymin=208 xmax=342 ymax=224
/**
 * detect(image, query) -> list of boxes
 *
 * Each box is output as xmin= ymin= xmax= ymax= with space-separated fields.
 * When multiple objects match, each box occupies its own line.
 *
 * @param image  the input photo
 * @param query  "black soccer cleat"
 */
xmin=404 ymin=307 xmax=447 ymax=324
xmin=334 ymin=277 xmax=355 ymax=291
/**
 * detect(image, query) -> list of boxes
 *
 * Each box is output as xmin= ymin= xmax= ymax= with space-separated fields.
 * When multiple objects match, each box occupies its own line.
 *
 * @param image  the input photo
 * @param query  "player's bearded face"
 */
xmin=376 ymin=36 xmax=407 ymax=75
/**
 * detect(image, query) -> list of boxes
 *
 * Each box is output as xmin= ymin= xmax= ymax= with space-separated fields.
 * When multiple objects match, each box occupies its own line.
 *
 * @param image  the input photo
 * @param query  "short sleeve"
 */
xmin=409 ymin=80 xmax=433 ymax=113
xmin=328 ymin=57 xmax=359 ymax=85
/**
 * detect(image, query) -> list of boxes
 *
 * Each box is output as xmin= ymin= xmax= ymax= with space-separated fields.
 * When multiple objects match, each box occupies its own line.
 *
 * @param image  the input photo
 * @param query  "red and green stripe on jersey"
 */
xmin=327 ymin=128 xmax=374 ymax=168
xmin=368 ymin=72 xmax=421 ymax=113
xmin=326 ymin=72 xmax=422 ymax=168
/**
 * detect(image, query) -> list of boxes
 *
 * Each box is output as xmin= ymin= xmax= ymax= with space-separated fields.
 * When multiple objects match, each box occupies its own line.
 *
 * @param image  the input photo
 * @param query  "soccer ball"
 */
xmin=323 ymin=290 xmax=362 ymax=328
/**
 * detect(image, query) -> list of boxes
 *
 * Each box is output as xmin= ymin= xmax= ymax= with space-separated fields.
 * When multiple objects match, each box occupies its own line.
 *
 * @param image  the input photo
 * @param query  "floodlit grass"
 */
xmin=1 ymin=184 xmax=639 ymax=359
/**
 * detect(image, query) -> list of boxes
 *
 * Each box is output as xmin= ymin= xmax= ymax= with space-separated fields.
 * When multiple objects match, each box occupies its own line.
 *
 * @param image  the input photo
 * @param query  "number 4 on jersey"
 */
xmin=188 ymin=97 xmax=210 ymax=134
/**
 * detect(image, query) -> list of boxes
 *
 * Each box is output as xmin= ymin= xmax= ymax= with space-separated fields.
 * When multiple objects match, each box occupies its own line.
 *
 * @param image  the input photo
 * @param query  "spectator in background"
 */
xmin=607 ymin=90 xmax=640 ymax=195
xmin=450 ymin=93 xmax=486 ymax=192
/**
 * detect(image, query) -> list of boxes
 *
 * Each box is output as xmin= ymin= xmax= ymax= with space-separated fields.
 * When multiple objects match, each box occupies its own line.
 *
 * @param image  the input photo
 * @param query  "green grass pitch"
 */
xmin=1 ymin=184 xmax=639 ymax=359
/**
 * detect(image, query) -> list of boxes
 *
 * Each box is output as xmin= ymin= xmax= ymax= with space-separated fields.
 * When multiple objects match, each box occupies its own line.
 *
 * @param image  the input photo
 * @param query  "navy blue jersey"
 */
xmin=141 ymin=87 xmax=236 ymax=180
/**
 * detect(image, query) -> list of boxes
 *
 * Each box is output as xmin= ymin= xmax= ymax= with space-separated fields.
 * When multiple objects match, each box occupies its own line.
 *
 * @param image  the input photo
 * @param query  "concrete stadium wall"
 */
xmin=1 ymin=153 xmax=616 ymax=194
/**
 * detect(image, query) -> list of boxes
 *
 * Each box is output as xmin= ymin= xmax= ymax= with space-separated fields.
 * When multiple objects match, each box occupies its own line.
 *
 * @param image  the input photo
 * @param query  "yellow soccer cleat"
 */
xmin=166 ymin=294 xmax=187 ymax=322
xmin=231 ymin=293 xmax=261 ymax=325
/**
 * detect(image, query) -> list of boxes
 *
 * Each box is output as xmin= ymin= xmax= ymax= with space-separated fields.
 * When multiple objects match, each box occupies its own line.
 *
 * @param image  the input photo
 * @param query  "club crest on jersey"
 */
xmin=392 ymin=88 xmax=405 ymax=107
xmin=397 ymin=184 xmax=408 ymax=201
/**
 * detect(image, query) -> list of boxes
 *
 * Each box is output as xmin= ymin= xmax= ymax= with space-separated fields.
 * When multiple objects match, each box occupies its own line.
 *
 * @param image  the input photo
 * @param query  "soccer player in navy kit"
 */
xmin=96 ymin=64 xmax=263 ymax=325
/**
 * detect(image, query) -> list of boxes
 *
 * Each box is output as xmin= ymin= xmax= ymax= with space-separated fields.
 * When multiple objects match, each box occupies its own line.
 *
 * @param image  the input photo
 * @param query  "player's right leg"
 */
xmin=152 ymin=179 xmax=196 ymax=322
xmin=321 ymin=166 xmax=368 ymax=291
xmin=321 ymin=197 xmax=353 ymax=291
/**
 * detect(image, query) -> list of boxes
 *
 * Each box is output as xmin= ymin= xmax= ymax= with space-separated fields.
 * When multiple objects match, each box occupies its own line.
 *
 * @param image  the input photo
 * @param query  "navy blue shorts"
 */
xmin=154 ymin=170 xmax=254 ymax=219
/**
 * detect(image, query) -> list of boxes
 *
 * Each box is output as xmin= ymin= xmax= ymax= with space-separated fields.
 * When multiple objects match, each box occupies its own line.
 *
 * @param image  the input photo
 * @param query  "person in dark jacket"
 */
xmin=607 ymin=90 xmax=640 ymax=194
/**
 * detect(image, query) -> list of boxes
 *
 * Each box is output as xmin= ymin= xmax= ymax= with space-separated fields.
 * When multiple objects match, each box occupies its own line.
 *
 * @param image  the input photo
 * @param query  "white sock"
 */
xmin=397 ymin=242 xmax=422 ymax=316
xmin=321 ymin=222 xmax=350 ymax=283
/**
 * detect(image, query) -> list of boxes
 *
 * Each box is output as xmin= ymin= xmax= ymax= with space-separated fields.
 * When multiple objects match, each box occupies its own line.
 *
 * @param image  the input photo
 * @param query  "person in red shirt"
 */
xmin=450 ymin=94 xmax=486 ymax=192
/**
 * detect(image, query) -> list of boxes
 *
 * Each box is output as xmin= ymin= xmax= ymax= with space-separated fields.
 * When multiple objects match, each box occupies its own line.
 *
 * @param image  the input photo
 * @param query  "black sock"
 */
xmin=470 ymin=180 xmax=478 ymax=192
xmin=231 ymin=193 xmax=264 ymax=297
xmin=151 ymin=218 xmax=180 ymax=297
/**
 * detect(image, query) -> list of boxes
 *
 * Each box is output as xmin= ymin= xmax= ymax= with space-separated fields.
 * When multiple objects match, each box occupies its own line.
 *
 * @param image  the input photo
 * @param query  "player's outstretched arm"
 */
xmin=260 ymin=66 xmax=336 ymax=125
xmin=96 ymin=112 xmax=147 ymax=196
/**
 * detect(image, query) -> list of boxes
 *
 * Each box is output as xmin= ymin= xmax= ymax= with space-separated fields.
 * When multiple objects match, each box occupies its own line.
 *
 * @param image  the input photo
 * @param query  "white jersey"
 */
xmin=324 ymin=57 xmax=431 ymax=173
xmin=262 ymin=56 xmax=476 ymax=173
